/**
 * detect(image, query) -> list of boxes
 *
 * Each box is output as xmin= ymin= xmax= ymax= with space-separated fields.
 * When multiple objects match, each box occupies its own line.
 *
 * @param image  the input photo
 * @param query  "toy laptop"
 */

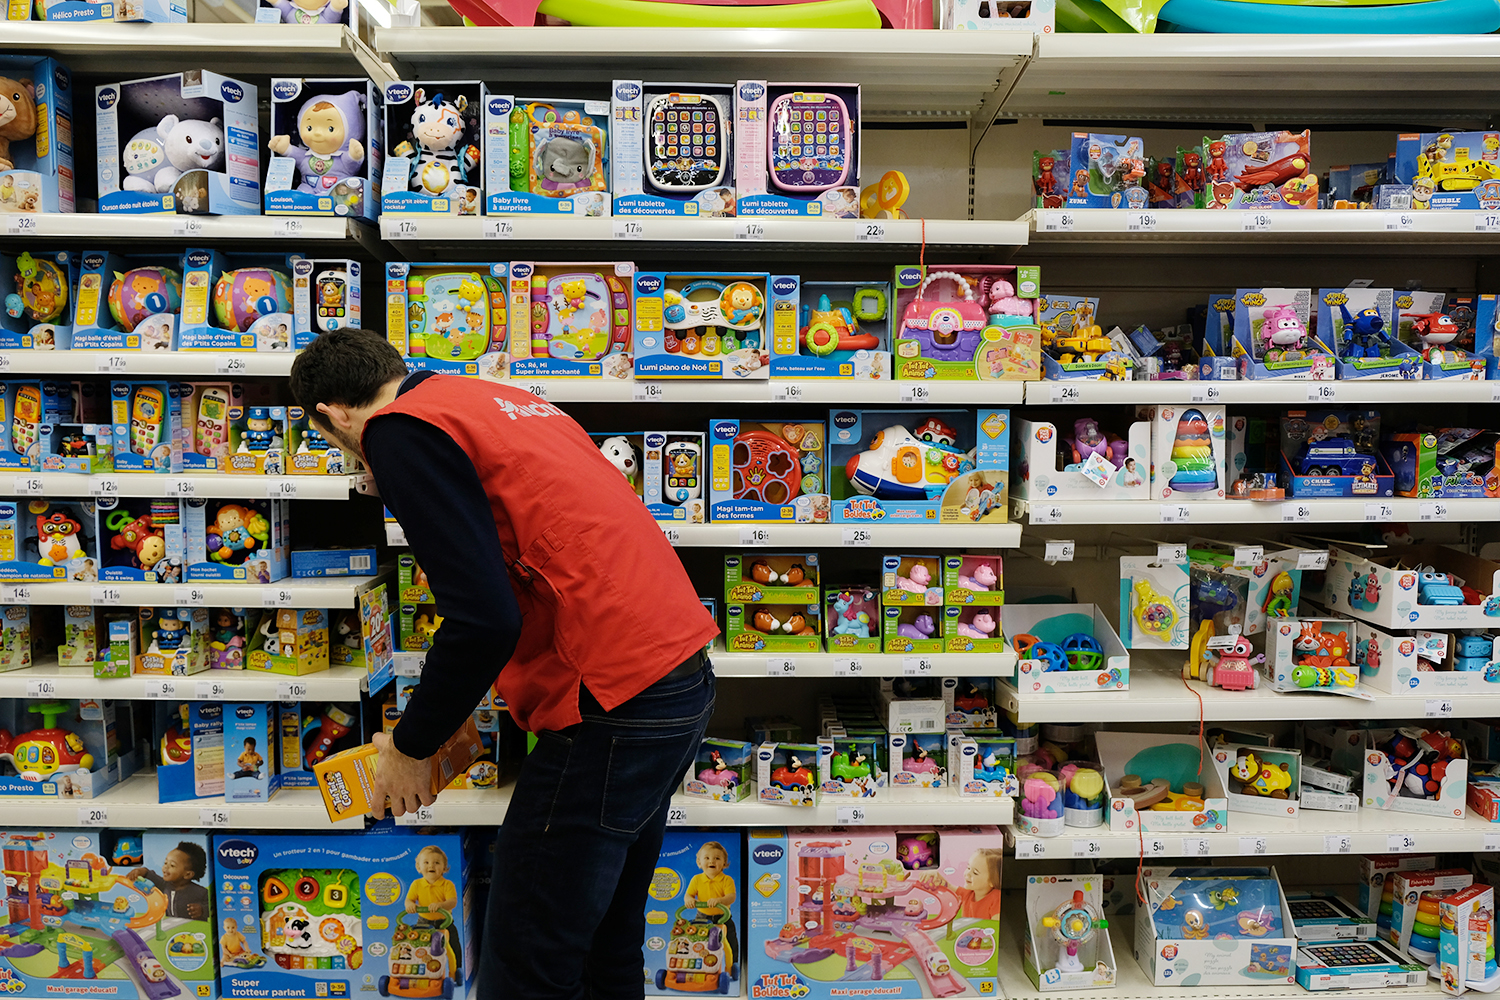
xmin=611 ymin=81 xmax=736 ymax=217
xmin=735 ymin=82 xmax=861 ymax=218
xmin=1395 ymin=132 xmax=1500 ymax=211
xmin=484 ymin=95 xmax=611 ymax=217
xmin=891 ymin=264 xmax=1042 ymax=381
xmin=0 ymin=251 xmax=77 ymax=351
xmin=644 ymin=829 xmax=742 ymax=996
xmin=385 ymin=261 xmax=510 ymax=378
xmin=95 ymin=71 xmax=259 ymax=215
xmin=265 ymin=79 xmax=382 ymax=221
xmin=634 ymin=272 xmax=795 ymax=379
xmin=507 ymin=261 xmax=634 ymax=379
xmin=0 ymin=58 xmax=74 ymax=215
xmin=1138 ymin=868 xmax=1297 ymax=986
xmin=213 ymin=829 xmax=476 ymax=999
xmin=381 ymin=81 xmax=487 ymax=216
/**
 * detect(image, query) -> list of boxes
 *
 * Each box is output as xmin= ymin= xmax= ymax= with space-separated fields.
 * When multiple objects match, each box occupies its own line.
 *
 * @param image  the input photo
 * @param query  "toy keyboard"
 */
xmin=768 ymin=92 xmax=851 ymax=193
xmin=646 ymin=94 xmax=727 ymax=193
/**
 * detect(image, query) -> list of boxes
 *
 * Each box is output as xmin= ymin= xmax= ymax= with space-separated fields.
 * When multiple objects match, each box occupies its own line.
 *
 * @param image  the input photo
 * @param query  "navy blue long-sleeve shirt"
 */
xmin=365 ymin=371 xmax=523 ymax=760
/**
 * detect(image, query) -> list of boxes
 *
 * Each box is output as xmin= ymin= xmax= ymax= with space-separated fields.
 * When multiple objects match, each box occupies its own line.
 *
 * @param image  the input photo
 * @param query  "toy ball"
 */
xmin=13 ymin=253 xmax=68 ymax=324
xmin=1063 ymin=632 xmax=1104 ymax=671
xmin=108 ymin=267 xmax=183 ymax=332
xmin=896 ymin=836 xmax=934 ymax=870
xmin=213 ymin=267 xmax=293 ymax=333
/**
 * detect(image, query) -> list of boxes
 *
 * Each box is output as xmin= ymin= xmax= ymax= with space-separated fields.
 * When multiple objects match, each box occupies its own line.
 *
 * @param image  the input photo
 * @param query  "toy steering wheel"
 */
xmin=733 ymin=430 xmax=801 ymax=504
xmin=676 ymin=903 xmax=732 ymax=925
xmin=402 ymin=909 xmax=454 ymax=931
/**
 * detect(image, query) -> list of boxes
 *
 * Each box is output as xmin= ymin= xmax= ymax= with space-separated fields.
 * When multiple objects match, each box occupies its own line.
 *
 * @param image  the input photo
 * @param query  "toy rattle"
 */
xmin=1132 ymin=579 xmax=1178 ymax=638
xmin=8 ymin=252 xmax=68 ymax=325
xmin=1014 ymin=633 xmax=1068 ymax=672
xmin=1063 ymin=633 xmax=1103 ymax=671
xmin=1263 ymin=571 xmax=1295 ymax=618
xmin=767 ymin=91 xmax=851 ymax=194
xmin=1043 ymin=890 xmax=1108 ymax=974
xmin=663 ymin=280 xmax=764 ymax=356
xmin=530 ymin=270 xmax=629 ymax=361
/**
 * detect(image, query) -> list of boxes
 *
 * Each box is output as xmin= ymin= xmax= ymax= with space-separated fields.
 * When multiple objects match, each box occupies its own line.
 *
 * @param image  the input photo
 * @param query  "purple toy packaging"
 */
xmin=265 ymin=78 xmax=382 ymax=221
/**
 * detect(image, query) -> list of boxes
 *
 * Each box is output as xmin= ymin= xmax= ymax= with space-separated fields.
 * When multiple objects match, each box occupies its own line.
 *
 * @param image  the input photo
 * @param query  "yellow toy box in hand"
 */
xmin=313 ymin=715 xmax=484 ymax=822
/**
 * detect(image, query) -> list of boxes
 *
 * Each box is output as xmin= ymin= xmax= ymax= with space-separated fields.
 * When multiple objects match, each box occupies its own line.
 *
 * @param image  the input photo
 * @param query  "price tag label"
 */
xmin=143 ymin=678 xmax=177 ymax=700
xmin=4 ymin=215 xmax=38 ymax=236
xmin=1242 ymin=213 xmax=1272 ymax=232
xmin=1385 ymin=213 xmax=1415 ymax=232
xmin=1387 ymin=833 xmax=1419 ymax=853
xmin=1045 ymin=540 xmax=1075 ymax=563
xmin=95 ymin=355 xmax=128 ymax=374
xmin=166 ymin=479 xmax=197 ymax=498
xmin=1157 ymin=543 xmax=1187 ymax=563
xmin=0 ymin=355 xmax=11 ymax=373
xmin=199 ymin=807 xmax=230 ymax=828
xmin=1159 ymin=504 xmax=1192 ymax=524
xmin=1365 ymin=503 xmax=1395 ymax=522
xmin=1127 ymin=212 xmax=1158 ymax=232
xmin=4 ymin=585 xmax=30 ymax=605
xmin=765 ymin=658 xmax=797 ymax=677
xmin=10 ymin=475 xmax=43 ymax=496
xmin=1030 ymin=505 xmax=1063 ymax=525
xmin=172 ymin=218 xmax=204 ymax=239
xmin=394 ymin=805 xmax=436 ymax=826
xmin=841 ymin=527 xmax=873 ymax=547
xmin=195 ymin=678 xmax=227 ymax=700
xmin=1324 ymin=835 xmax=1353 ymax=854
xmin=770 ymin=383 xmax=805 ymax=403
xmin=898 ymin=384 xmax=931 ymax=405
xmin=631 ymin=382 xmax=667 ymax=403
xmin=1492 ymin=384 xmax=1500 ymax=403
xmin=1014 ymin=838 xmax=1047 ymax=858
xmin=1071 ymin=839 xmax=1102 ymax=858
xmin=522 ymin=383 xmax=549 ymax=401
xmin=734 ymin=221 xmax=766 ymax=241
xmin=1043 ymin=212 xmax=1075 ymax=232
xmin=1189 ymin=384 xmax=1222 ymax=404
xmin=739 ymin=527 xmax=771 ymax=546
xmin=1281 ymin=503 xmax=1312 ymax=523
xmin=262 ymin=588 xmax=294 ymax=608
xmin=77 ymin=806 xmax=109 ymax=827
xmin=1420 ymin=502 xmax=1449 ymax=521
xmin=613 ymin=219 xmax=645 ymax=240
xmin=266 ymin=480 xmax=298 ymax=500
xmin=88 ymin=476 xmax=119 ymax=498
xmin=1239 ymin=836 xmax=1268 ymax=856
xmin=483 ymin=219 xmax=515 ymax=240
xmin=1183 ymin=838 xmax=1211 ymax=857
xmin=665 ymin=806 xmax=688 ymax=826
xmin=397 ymin=656 xmax=426 ymax=678
xmin=833 ymin=658 xmax=862 ymax=677
xmin=1484 ymin=833 xmax=1500 ymax=852
xmin=1306 ymin=383 xmax=1338 ymax=403
xmin=1144 ymin=837 xmax=1170 ymax=857
xmin=1425 ymin=699 xmax=1455 ymax=718
xmin=276 ymin=680 xmax=309 ymax=702
xmin=173 ymin=587 xmax=207 ymax=607
xmin=1048 ymin=383 xmax=1082 ymax=403
xmin=661 ymin=526 xmax=681 ymax=546
xmin=25 ymin=678 xmax=57 ymax=698
xmin=1476 ymin=214 xmax=1500 ymax=233
xmin=91 ymin=585 xmax=123 ymax=605
xmin=835 ymin=805 xmax=868 ymax=825
xmin=1233 ymin=545 xmax=1264 ymax=566
xmin=1297 ymin=550 xmax=1329 ymax=571
xmin=389 ymin=218 xmax=418 ymax=239
xmin=902 ymin=657 xmax=934 ymax=677
xmin=854 ymin=222 xmax=885 ymax=243
xmin=215 ymin=355 xmax=249 ymax=376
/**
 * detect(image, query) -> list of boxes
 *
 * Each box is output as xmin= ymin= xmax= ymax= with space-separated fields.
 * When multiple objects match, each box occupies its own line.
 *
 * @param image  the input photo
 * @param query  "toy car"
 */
xmin=1295 ymin=438 xmax=1376 ymax=477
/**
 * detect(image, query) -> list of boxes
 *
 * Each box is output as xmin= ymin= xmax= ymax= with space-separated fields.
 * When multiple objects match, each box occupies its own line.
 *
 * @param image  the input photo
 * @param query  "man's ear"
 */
xmin=314 ymin=402 xmax=348 ymax=431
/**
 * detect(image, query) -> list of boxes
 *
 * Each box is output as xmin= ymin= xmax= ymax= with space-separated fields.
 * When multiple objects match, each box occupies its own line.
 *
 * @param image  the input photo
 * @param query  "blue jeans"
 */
xmin=478 ymin=660 xmax=715 ymax=999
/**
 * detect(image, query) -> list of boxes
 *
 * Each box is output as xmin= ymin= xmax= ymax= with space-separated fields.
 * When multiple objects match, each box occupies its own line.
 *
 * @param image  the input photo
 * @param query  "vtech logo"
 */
xmin=831 ymin=411 xmax=858 ymax=430
xmin=772 ymin=277 xmax=796 ymax=295
xmin=636 ymin=275 xmax=662 ymax=295
xmin=511 ymin=263 xmax=533 ymax=280
xmin=712 ymin=421 xmax=738 ymax=439
xmin=0 ymin=505 xmax=13 ymax=519
xmin=187 ymin=251 xmax=212 ymax=268
xmin=644 ymin=432 xmax=666 ymax=448
xmin=272 ymin=80 xmax=300 ymax=102
xmin=54 ymin=68 xmax=69 ymax=92
xmin=235 ymin=705 xmax=256 ymax=719
xmin=615 ymin=83 xmax=641 ymax=102
xmin=386 ymin=83 xmax=414 ymax=105
xmin=97 ymin=88 xmax=117 ymax=111
xmin=897 ymin=267 xmax=923 ymax=285
xmin=221 ymin=82 xmax=245 ymax=104
xmin=83 ymin=253 xmax=105 ymax=269
xmin=752 ymin=843 xmax=784 ymax=866
xmin=293 ymin=260 xmax=313 ymax=276
xmin=216 ymin=840 xmax=259 ymax=869
xmin=488 ymin=97 xmax=513 ymax=116
xmin=199 ymin=704 xmax=222 ymax=720
xmin=738 ymin=82 xmax=766 ymax=101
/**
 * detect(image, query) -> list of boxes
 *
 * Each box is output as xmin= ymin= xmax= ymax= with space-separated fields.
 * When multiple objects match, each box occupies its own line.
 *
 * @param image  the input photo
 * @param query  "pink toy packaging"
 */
xmin=506 ymin=261 xmax=635 ymax=379
xmin=734 ymin=82 xmax=861 ymax=218
xmin=943 ymin=555 xmax=1003 ymax=606
xmin=881 ymin=555 xmax=942 ymax=606
xmin=944 ymin=605 xmax=1004 ymax=652
xmin=747 ymin=826 xmax=1004 ymax=999
xmin=892 ymin=264 xmax=1042 ymax=381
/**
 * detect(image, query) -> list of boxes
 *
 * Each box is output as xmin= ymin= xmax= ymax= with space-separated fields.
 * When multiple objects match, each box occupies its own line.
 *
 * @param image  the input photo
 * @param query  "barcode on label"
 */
xmin=350 ymin=555 xmax=372 ymax=572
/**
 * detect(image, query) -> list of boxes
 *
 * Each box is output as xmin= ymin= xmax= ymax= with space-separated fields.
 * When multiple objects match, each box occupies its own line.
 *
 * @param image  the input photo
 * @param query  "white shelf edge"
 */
xmin=1023 ymin=378 xmax=1499 ymax=405
xmin=1024 ymin=207 xmax=1500 ymax=239
xmin=1012 ymin=496 xmax=1488 ymax=526
xmin=383 ymin=215 xmax=1027 ymax=247
xmin=0 ymin=660 xmax=367 ymax=700
xmin=664 ymin=522 xmax=1022 ymax=548
xmin=512 ymin=378 xmax=1028 ymax=405
xmin=18 ymin=772 xmax=363 ymax=831
xmin=713 ymin=649 xmax=1016 ymax=677
xmin=0 ymin=352 xmax=298 ymax=377
xmin=0 ymin=472 xmax=367 ymax=501
xmin=0 ymin=571 xmax=387 ymax=609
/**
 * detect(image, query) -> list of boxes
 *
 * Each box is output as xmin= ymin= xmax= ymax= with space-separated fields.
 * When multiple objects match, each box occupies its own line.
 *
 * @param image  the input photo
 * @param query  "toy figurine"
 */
xmin=896 ymin=614 xmax=936 ymax=640
xmin=897 ymin=563 xmax=936 ymax=594
xmin=265 ymin=0 xmax=348 ymax=22
xmin=1410 ymin=312 xmax=1463 ymax=363
xmin=697 ymin=750 xmax=738 ymax=788
xmin=750 ymin=561 xmax=812 ymax=588
xmin=957 ymin=564 xmax=997 ymax=592
xmin=36 ymin=510 xmax=86 ymax=567
xmin=0 ymin=77 xmax=38 ymax=175
xmin=771 ymin=754 xmax=813 ymax=790
xmin=829 ymin=591 xmax=872 ymax=638
xmin=955 ymin=613 xmax=998 ymax=640
xmin=1036 ymin=156 xmax=1057 ymax=196
xmin=1230 ymin=751 xmax=1292 ymax=798
xmin=1260 ymin=304 xmax=1308 ymax=362
xmin=1338 ymin=303 xmax=1392 ymax=359
xmin=828 ymin=746 xmax=871 ymax=783
xmin=1179 ymin=150 xmax=1205 ymax=193
xmin=122 ymin=114 xmax=224 ymax=195
xmin=0 ymin=701 xmax=94 ymax=781
xmin=1206 ymin=140 xmax=1229 ymax=183
xmin=239 ymin=408 xmax=281 ymax=454
xmin=268 ymin=91 xmax=366 ymax=194
xmin=751 ymin=610 xmax=816 ymax=636
xmin=397 ymin=90 xmax=480 ymax=199
xmin=1419 ymin=570 xmax=1466 ymax=605
xmin=597 ymin=435 xmax=638 ymax=487
xmin=152 ymin=615 xmax=187 ymax=654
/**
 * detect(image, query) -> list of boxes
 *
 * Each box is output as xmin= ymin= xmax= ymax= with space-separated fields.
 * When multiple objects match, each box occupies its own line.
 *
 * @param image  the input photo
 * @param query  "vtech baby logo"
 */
xmin=83 ymin=253 xmax=105 ymax=270
xmin=221 ymin=82 xmax=245 ymax=104
xmin=386 ymin=83 xmax=414 ymax=104
xmin=187 ymin=250 xmax=212 ymax=268
xmin=713 ymin=421 xmax=739 ymax=439
xmin=897 ymin=267 xmax=923 ymax=285
xmin=511 ymin=263 xmax=533 ymax=280
xmin=751 ymin=843 xmax=784 ymax=866
xmin=645 ymin=432 xmax=666 ymax=448
xmin=272 ymin=80 xmax=301 ymax=102
xmin=488 ymin=97 xmax=513 ymax=116
xmin=738 ymin=82 xmax=766 ymax=102
xmin=216 ymin=839 xmax=259 ymax=870
xmin=615 ymin=83 xmax=641 ymax=102
xmin=97 ymin=87 xmax=118 ymax=111
xmin=772 ymin=277 xmax=797 ymax=296
xmin=636 ymin=275 xmax=662 ymax=296
xmin=235 ymin=705 xmax=256 ymax=719
xmin=831 ymin=411 xmax=858 ymax=431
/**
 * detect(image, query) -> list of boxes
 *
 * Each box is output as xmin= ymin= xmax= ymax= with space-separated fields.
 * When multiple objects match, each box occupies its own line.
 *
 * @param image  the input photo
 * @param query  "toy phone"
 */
xmin=645 ymin=93 xmax=727 ymax=193
xmin=10 ymin=386 xmax=40 ymax=456
xmin=663 ymin=440 xmax=702 ymax=504
xmin=131 ymin=386 xmax=166 ymax=456
xmin=315 ymin=270 xmax=350 ymax=333
xmin=768 ymin=92 xmax=851 ymax=193
xmin=526 ymin=103 xmax=607 ymax=199
xmin=195 ymin=387 xmax=229 ymax=461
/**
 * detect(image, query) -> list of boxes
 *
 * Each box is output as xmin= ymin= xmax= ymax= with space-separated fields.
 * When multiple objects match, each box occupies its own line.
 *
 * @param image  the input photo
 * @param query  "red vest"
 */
xmin=368 ymin=376 xmax=718 ymax=733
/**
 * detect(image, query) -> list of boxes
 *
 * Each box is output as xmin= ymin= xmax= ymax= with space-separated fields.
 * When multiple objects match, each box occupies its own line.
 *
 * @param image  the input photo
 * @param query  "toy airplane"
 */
xmin=844 ymin=422 xmax=975 ymax=501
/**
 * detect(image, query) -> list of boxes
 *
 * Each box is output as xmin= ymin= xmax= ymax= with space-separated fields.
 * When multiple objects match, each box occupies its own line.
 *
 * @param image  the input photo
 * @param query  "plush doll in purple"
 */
xmin=266 ymin=0 xmax=347 ymax=22
xmin=267 ymin=90 xmax=365 ymax=193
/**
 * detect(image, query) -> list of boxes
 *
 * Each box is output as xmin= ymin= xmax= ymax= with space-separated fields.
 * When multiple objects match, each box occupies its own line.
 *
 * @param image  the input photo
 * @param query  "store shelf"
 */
xmin=1000 ymin=659 xmax=1500 ymax=725
xmin=1011 ymin=496 xmax=1489 ymax=526
xmin=0 ymin=352 xmax=298 ymax=377
xmin=375 ymin=27 xmax=1031 ymax=120
xmin=1004 ymin=34 xmax=1500 ymax=123
xmin=19 ymin=772 xmax=362 ymax=830
xmin=713 ymin=648 xmax=1016 ymax=678
xmin=1024 ymin=207 xmax=1500 ymax=250
xmin=510 ymin=378 xmax=1026 ymax=405
xmin=0 ymin=472 xmax=370 ymax=500
xmin=0 ymin=660 xmax=367 ymax=701
xmin=0 ymin=571 xmax=387 ymax=608
xmin=1 ymin=213 xmax=384 ymax=255
xmin=1024 ymin=378 xmax=1500 ymax=406
xmin=663 ymin=522 xmax=1022 ymax=548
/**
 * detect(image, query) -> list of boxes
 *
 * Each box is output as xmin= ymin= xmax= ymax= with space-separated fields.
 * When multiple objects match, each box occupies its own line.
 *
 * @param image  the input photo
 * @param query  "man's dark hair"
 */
xmin=289 ymin=328 xmax=409 ymax=417
xmin=173 ymin=841 xmax=207 ymax=881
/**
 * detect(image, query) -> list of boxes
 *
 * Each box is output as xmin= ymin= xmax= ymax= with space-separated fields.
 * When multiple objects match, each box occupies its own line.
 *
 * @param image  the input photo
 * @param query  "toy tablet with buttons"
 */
xmin=634 ymin=272 xmax=795 ymax=379
xmin=507 ymin=262 xmax=633 ymax=379
xmin=892 ymin=264 xmax=1041 ymax=381
xmin=612 ymin=82 xmax=736 ymax=218
xmin=735 ymin=83 xmax=861 ymax=218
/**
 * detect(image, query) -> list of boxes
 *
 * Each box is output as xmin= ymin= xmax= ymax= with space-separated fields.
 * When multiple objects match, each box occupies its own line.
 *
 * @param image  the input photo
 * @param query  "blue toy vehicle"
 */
xmin=1296 ymin=437 xmax=1375 ymax=477
xmin=1418 ymin=571 xmax=1466 ymax=605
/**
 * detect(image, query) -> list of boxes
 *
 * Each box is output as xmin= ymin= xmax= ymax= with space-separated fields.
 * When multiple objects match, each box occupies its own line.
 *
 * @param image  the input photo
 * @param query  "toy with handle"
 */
xmin=379 ymin=910 xmax=457 ymax=998
xmin=899 ymin=272 xmax=987 ymax=359
xmin=1042 ymin=889 xmax=1108 ymax=975
xmin=655 ymin=902 xmax=735 ymax=993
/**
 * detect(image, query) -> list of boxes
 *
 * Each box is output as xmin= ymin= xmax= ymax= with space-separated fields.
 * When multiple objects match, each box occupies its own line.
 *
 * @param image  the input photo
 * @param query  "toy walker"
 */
xmin=380 ymin=911 xmax=458 ymax=999
xmin=655 ymin=903 xmax=735 ymax=995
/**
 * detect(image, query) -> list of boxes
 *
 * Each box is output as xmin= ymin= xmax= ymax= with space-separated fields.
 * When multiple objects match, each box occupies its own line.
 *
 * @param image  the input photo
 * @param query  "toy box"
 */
xmin=1010 ymin=604 xmax=1129 ymax=695
xmin=208 ymin=607 xmax=260 ymax=670
xmin=1358 ymin=854 xmax=1438 ymax=920
xmin=1137 ymin=868 xmax=1295 ymax=986
xmin=734 ymin=82 xmax=861 ymax=218
xmin=611 ymin=82 xmax=736 ymax=218
xmin=644 ymin=829 xmax=742 ymax=996
xmin=246 ymin=608 xmax=329 ymax=676
xmin=0 ymin=698 xmax=139 ymax=798
xmin=828 ymin=408 xmax=1011 ymax=524
xmin=1280 ymin=409 xmax=1395 ymax=498
xmin=356 ymin=584 xmax=394 ymax=691
xmin=59 ymin=604 xmax=100 ymax=666
xmin=265 ymin=78 xmax=381 ymax=221
xmin=1016 ymin=416 xmax=1151 ymax=503
xmin=954 ymin=734 xmax=1017 ymax=796
xmin=755 ymin=742 xmax=819 ymax=806
xmin=1212 ymin=742 xmax=1301 ymax=817
xmin=824 ymin=586 xmax=879 ymax=653
xmin=1231 ymin=288 xmax=1337 ymax=380
xmin=943 ymin=677 xmax=1000 ymax=728
xmin=1388 ymin=869 xmax=1474 ymax=958
xmin=889 ymin=731 xmax=947 ymax=788
xmin=178 ymin=381 xmax=241 ymax=470
xmin=298 ymin=258 xmax=361 ymax=348
xmin=101 ymin=615 xmax=137 ymax=678
xmin=1263 ymin=617 xmax=1361 ymax=696
xmin=110 ymin=380 xmax=182 ymax=473
xmin=381 ymin=81 xmax=487 ymax=216
xmin=226 ymin=404 xmax=287 ymax=475
xmin=943 ymin=605 xmax=1003 ymax=652
xmin=726 ymin=601 xmax=821 ymax=653
xmin=0 ymin=251 xmax=76 ymax=350
xmin=96 ymin=71 xmax=259 ymax=216
xmin=818 ymin=734 xmax=885 ymax=797
xmin=213 ymin=829 xmax=476 ymax=998
xmin=1437 ymin=883 xmax=1496 ymax=994
xmin=1397 ymin=289 xmax=1486 ymax=380
xmin=287 ymin=407 xmax=351 ymax=476
xmin=0 ymin=830 xmax=217 ymax=999
xmin=156 ymin=700 xmax=223 ymax=800
xmin=0 ymin=381 xmax=71 ymax=470
xmin=882 ymin=606 xmax=942 ymax=653
xmin=891 ymin=264 xmax=1042 ymax=381
xmin=225 ymin=702 xmax=277 ymax=801
xmin=1021 ymin=875 xmax=1116 ymax=992
xmin=97 ymin=497 xmax=185 ymax=582
xmin=747 ymin=826 xmax=1004 ymax=998
xmin=881 ymin=556 xmax=943 ymax=606
xmin=398 ymin=553 xmax=439 ymax=651
xmin=681 ymin=737 xmax=752 ymax=802
xmin=1287 ymin=892 xmax=1376 ymax=941
xmin=135 ymin=606 xmax=209 ymax=675
xmin=1324 ymin=542 xmax=1500 ymax=629
xmin=184 ymin=497 xmax=289 ymax=583
xmin=943 ymin=555 xmax=1003 ymax=607
xmin=943 ymin=0 xmax=1056 ymax=31
xmin=291 ymin=547 xmax=375 ymax=578
xmin=483 ymin=95 xmax=611 ymax=218
xmin=506 ymin=261 xmax=634 ymax=379
xmin=0 ymin=498 xmax=98 ymax=581
xmin=0 ymin=604 xmax=30 ymax=672
xmin=178 ymin=249 xmax=308 ymax=352
xmin=593 ymin=431 xmax=706 ymax=523
xmin=634 ymin=272 xmax=791 ymax=379
xmin=283 ymin=702 xmax=361 ymax=790
xmin=1118 ymin=555 xmax=1189 ymax=650
xmin=69 ymin=250 xmax=179 ymax=351
xmin=1318 ymin=287 xmax=1423 ymax=380
xmin=773 ymin=279 xmax=892 ymax=380
xmin=1097 ymin=732 xmax=1226 ymax=833
xmin=1395 ymin=132 xmax=1500 ymax=211
xmin=707 ymin=418 xmax=827 ymax=522
xmin=384 ymin=261 xmax=510 ymax=378
xmin=1200 ymin=130 xmax=1316 ymax=210
xmin=1295 ymin=936 xmax=1422 ymax=989
xmin=311 ymin=715 xmax=484 ymax=821
xmin=1033 ymin=147 xmax=1071 ymax=209
xmin=1382 ymin=429 xmax=1500 ymax=499
xmin=1066 ymin=133 xmax=1147 ymax=209
xmin=1363 ymin=728 xmax=1469 ymax=818
xmin=1326 ymin=161 xmax=1391 ymax=208
xmin=0 ymin=57 xmax=74 ymax=215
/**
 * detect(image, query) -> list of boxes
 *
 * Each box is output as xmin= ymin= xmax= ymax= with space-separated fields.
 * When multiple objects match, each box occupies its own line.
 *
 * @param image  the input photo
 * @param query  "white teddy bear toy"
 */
xmin=122 ymin=114 xmax=224 ymax=194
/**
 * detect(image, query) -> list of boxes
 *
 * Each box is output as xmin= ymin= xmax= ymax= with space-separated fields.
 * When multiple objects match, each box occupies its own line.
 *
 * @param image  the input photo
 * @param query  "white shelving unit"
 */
xmin=662 ymin=522 xmax=1023 ymax=548
xmin=0 ymin=572 xmax=386 ymax=608
xmin=4 ymin=213 xmax=384 ymax=254
xmin=17 ymin=772 xmax=363 ymax=830
xmin=1012 ymin=496 xmax=1484 ymax=526
xmin=0 ymin=660 xmax=368 ymax=700
xmin=1024 ymin=377 xmax=1500 ymax=405
xmin=713 ymin=648 xmax=1017 ymax=678
xmin=513 ymin=378 xmax=1027 ymax=405
xmin=0 ymin=351 xmax=300 ymax=377
xmin=1025 ymin=207 xmax=1500 ymax=247
xmin=0 ymin=472 xmax=370 ymax=500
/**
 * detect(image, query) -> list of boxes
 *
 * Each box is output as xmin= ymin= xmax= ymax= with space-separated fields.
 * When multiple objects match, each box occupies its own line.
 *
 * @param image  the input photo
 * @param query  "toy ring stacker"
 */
xmin=733 ymin=429 xmax=802 ymax=504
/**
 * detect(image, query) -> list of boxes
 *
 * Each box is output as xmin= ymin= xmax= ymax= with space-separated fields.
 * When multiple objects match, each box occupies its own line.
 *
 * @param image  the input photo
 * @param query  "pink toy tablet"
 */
xmin=768 ymin=92 xmax=851 ymax=193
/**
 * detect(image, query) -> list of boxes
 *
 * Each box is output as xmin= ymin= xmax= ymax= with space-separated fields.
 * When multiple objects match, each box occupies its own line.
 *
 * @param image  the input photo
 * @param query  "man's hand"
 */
xmin=370 ymin=731 xmax=436 ymax=821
